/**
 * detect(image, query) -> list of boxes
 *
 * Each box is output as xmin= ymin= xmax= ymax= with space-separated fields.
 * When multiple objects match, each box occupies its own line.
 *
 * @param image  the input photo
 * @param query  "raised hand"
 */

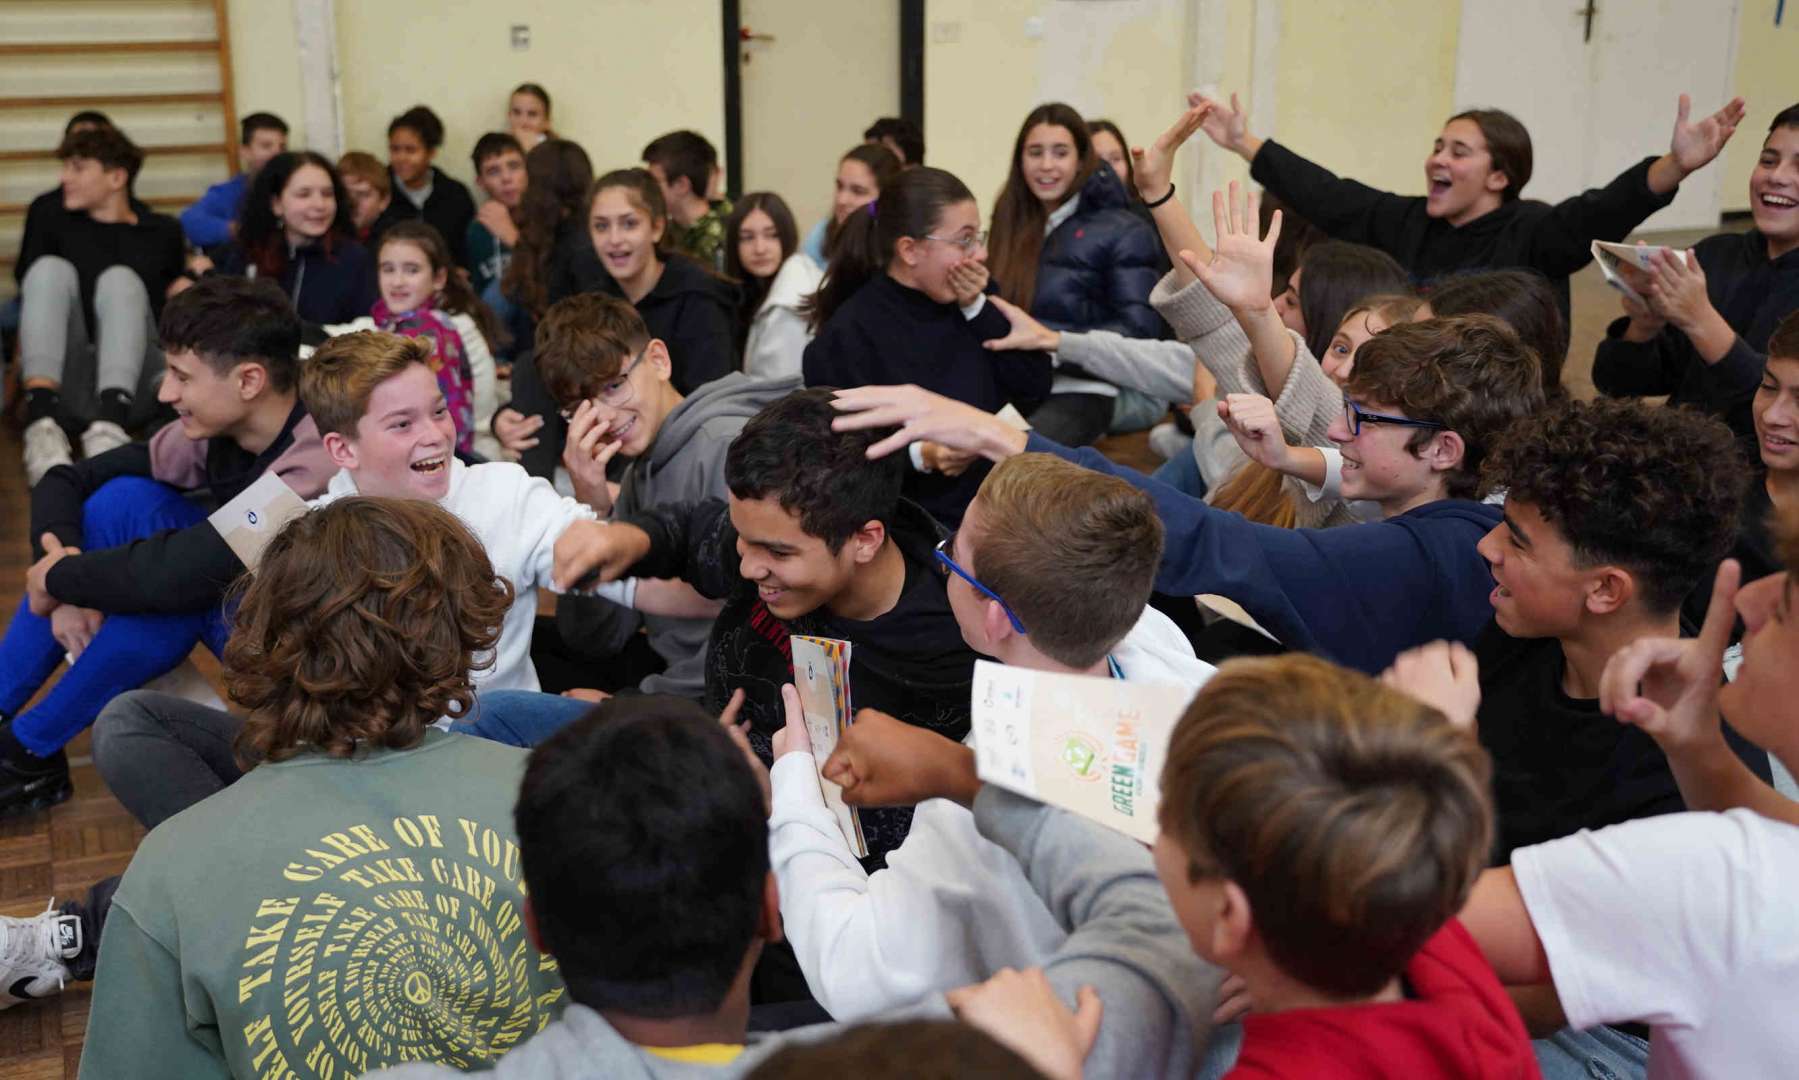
xmin=1130 ymin=97 xmax=1214 ymax=201
xmin=946 ymin=968 xmax=1102 ymax=1080
xmin=1217 ymin=393 xmax=1296 ymax=473
xmin=1194 ymin=91 xmax=1261 ymax=161
xmin=1187 ymin=182 xmax=1280 ymax=314
xmin=562 ymin=400 xmax=623 ymax=514
xmin=1599 ymin=560 xmax=1737 ymax=752
xmin=830 ymin=385 xmax=1029 ymax=463
xmin=1669 ymin=93 xmax=1746 ymax=175
xmin=981 ymin=294 xmax=1061 ymax=353
xmin=1382 ymin=640 xmax=1482 ymax=730
xmin=821 ymin=707 xmax=977 ymax=808
xmin=1645 ymin=248 xmax=1715 ymax=331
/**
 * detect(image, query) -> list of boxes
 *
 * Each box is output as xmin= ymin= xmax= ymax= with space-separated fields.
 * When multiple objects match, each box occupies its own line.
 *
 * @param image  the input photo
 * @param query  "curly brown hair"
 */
xmin=1485 ymin=398 xmax=1748 ymax=614
xmin=1159 ymin=653 xmax=1492 ymax=999
xmin=1346 ymin=314 xmax=1545 ymax=500
xmin=534 ymin=293 xmax=650 ymax=408
xmin=224 ymin=497 xmax=515 ymax=764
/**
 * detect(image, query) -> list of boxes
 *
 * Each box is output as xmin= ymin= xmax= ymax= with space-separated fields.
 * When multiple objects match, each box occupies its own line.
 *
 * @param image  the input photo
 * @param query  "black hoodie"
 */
xmin=621 ymin=495 xmax=979 ymax=868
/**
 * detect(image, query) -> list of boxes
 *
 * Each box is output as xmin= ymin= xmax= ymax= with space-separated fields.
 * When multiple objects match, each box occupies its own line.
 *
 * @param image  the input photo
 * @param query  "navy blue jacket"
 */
xmin=1031 ymin=166 xmax=1169 ymax=340
xmin=216 ymin=234 xmax=377 ymax=327
xmin=1033 ymin=434 xmax=1501 ymax=674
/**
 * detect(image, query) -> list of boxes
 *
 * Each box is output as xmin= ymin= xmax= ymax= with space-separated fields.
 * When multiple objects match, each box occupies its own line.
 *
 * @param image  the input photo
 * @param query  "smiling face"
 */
xmin=1755 ymin=356 xmax=1799 ymax=475
xmin=1325 ymin=397 xmax=1447 ymax=510
xmin=582 ymin=341 xmax=679 ymax=459
xmin=736 ymin=207 xmax=784 ymax=280
xmin=478 ymin=149 xmax=527 ymax=207
xmin=894 ymin=198 xmax=983 ymax=304
xmin=274 ymin=163 xmax=337 ymax=242
xmin=388 ymin=127 xmax=432 ymax=188
xmin=1751 ymin=125 xmax=1799 ymax=256
xmin=1021 ymin=123 xmax=1080 ymax=207
xmin=508 ymin=92 xmax=548 ymax=138
xmin=590 ymin=185 xmax=665 ymax=284
xmin=1424 ymin=118 xmax=1508 ymax=225
xmin=1721 ymin=570 xmax=1799 ymax=757
xmin=728 ymin=493 xmax=863 ymax=620
xmin=59 ymin=156 xmax=122 ymax=213
xmin=330 ymin=364 xmax=457 ymax=501
xmin=343 ymin=174 xmax=386 ymax=231
xmin=832 ymin=158 xmax=881 ymax=225
xmin=1090 ymin=129 xmax=1129 ymax=186
xmin=1475 ymin=500 xmax=1598 ymax=639
xmin=157 ymin=348 xmax=257 ymax=439
xmin=1321 ymin=308 xmax=1394 ymax=385
xmin=378 ymin=239 xmax=446 ymax=316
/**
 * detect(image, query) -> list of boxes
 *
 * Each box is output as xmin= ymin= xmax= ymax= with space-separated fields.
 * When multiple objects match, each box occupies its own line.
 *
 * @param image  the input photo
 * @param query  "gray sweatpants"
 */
xmin=20 ymin=255 xmax=162 ymax=418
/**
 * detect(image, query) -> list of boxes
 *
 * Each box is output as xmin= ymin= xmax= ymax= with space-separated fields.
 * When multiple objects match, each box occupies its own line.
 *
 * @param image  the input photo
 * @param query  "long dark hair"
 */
xmin=724 ymin=191 xmax=800 ymax=351
xmin=1426 ymin=269 xmax=1568 ymax=396
xmin=377 ymin=220 xmax=508 ymax=350
xmin=1294 ymin=242 xmax=1410 ymax=359
xmin=805 ymin=166 xmax=976 ymax=331
xmin=240 ymin=150 xmax=356 ymax=278
xmin=502 ymin=138 xmax=593 ymax=318
xmin=1087 ymin=118 xmax=1137 ymax=200
xmin=824 ymin=144 xmax=902 ymax=259
xmin=987 ymin=103 xmax=1096 ymax=311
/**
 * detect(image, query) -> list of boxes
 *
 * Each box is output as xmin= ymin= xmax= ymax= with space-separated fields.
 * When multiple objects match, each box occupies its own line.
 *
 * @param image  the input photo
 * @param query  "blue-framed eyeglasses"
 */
xmin=935 ymin=534 xmax=1027 ymax=635
xmin=1342 ymin=399 xmax=1448 ymax=437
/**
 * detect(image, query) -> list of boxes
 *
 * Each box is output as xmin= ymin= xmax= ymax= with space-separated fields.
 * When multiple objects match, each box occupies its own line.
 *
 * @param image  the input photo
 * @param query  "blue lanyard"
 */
xmin=1106 ymin=655 xmax=1124 ymax=680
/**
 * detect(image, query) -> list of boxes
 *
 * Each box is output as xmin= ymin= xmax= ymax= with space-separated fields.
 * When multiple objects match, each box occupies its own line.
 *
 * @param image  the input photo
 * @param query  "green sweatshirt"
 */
xmin=80 ymin=730 xmax=565 ymax=1079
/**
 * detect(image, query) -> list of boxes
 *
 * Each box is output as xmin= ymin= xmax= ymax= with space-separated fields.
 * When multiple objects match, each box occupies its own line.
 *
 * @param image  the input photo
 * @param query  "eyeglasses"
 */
xmin=1341 ymin=399 xmax=1447 ymax=437
xmin=922 ymin=229 xmax=988 ymax=254
xmin=559 ymin=346 xmax=647 ymax=419
xmin=935 ymin=534 xmax=1027 ymax=635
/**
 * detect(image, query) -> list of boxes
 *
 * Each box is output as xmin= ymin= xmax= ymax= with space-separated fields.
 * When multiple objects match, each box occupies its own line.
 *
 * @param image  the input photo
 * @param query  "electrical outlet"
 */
xmin=510 ymin=24 xmax=530 ymax=50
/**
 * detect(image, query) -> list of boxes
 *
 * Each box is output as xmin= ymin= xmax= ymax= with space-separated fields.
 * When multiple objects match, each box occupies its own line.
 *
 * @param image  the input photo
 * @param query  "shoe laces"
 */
xmin=0 ymin=899 xmax=72 ymax=985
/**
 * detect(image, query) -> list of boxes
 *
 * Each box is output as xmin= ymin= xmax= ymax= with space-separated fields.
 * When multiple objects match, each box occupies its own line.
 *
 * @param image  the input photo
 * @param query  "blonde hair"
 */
xmin=1158 ymin=654 xmax=1493 ymax=997
xmin=299 ymin=331 xmax=433 ymax=437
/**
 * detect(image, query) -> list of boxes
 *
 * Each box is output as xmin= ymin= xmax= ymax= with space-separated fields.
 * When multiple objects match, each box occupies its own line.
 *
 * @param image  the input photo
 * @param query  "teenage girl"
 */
xmin=726 ymin=191 xmax=822 ymax=379
xmin=508 ymin=82 xmax=555 ymax=148
xmin=800 ymin=143 xmax=903 ymax=268
xmin=387 ymin=105 xmax=477 ymax=268
xmin=210 ymin=151 xmax=375 ymax=326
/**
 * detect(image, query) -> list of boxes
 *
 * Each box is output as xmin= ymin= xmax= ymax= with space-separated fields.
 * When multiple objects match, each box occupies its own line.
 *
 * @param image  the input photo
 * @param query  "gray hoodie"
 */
xmin=366 ymin=788 xmax=1220 ymax=1080
xmin=560 ymin=373 xmax=803 ymax=698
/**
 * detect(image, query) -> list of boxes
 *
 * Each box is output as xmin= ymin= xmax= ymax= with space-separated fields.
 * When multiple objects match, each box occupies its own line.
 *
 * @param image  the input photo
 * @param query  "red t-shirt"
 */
xmin=1227 ymin=918 xmax=1541 ymax=1079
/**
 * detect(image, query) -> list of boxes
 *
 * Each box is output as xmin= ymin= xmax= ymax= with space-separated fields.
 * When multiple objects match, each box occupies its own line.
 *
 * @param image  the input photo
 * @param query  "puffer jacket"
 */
xmin=1030 ymin=165 xmax=1168 ymax=339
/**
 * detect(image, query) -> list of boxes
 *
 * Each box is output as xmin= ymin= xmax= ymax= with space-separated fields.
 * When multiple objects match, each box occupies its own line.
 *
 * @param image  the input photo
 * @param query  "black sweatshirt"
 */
xmin=1593 ymin=228 xmax=1798 ymax=447
xmin=802 ymin=276 xmax=1052 ymax=527
xmin=391 ymin=166 xmax=477 ymax=268
xmin=1473 ymin=620 xmax=1773 ymax=864
xmin=1249 ymin=139 xmax=1677 ymax=316
xmin=15 ymin=188 xmax=185 ymax=331
xmin=32 ymin=402 xmax=333 ymax=614
xmin=621 ymin=495 xmax=980 ymax=868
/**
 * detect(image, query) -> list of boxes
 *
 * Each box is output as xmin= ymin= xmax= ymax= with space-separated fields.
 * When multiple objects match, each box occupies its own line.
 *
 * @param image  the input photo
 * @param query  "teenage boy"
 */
xmin=642 ymin=129 xmax=732 ymax=269
xmin=75 ymin=498 xmax=565 ymax=1078
xmin=178 ymin=111 xmax=289 ymax=249
xmin=546 ymin=388 xmax=980 ymax=866
xmin=1 ymin=276 xmax=332 ymax=814
xmin=527 ymin=294 xmax=797 ymax=699
xmin=831 ymin=314 xmax=1546 ymax=675
xmin=1192 ymin=90 xmax=1744 ymax=316
xmin=1471 ymin=397 xmax=1771 ymax=861
xmin=362 ymin=695 xmax=1216 ymax=1079
xmin=19 ymin=125 xmax=187 ymax=483
xmin=466 ymin=132 xmax=526 ymax=304
xmin=1154 ymin=652 xmax=1535 ymax=1076
xmin=772 ymin=452 xmax=1216 ymax=1021
xmin=864 ymin=116 xmax=925 ymax=166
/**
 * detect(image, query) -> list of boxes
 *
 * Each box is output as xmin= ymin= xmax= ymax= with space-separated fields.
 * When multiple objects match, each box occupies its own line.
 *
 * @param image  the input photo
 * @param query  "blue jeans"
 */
xmin=1150 ymin=443 xmax=1208 ymax=499
xmin=0 ymin=477 xmax=229 ymax=756
xmin=1533 ymin=1025 xmax=1650 ymax=1080
xmin=453 ymin=689 xmax=593 ymax=747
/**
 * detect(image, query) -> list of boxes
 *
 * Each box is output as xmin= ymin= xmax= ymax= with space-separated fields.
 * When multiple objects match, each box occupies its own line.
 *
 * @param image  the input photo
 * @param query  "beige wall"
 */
xmin=227 ymin=0 xmax=307 ymax=150
xmin=332 ymin=0 xmax=723 ymax=191
xmin=1723 ymin=0 xmax=1795 ymax=213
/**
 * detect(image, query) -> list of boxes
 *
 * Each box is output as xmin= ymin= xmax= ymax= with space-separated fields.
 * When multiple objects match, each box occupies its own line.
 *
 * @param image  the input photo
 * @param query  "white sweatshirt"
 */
xmin=316 ymin=312 xmax=503 ymax=461
xmin=742 ymin=253 xmax=822 ymax=381
xmin=314 ymin=459 xmax=628 ymax=693
xmin=770 ymin=605 xmax=1215 ymax=1021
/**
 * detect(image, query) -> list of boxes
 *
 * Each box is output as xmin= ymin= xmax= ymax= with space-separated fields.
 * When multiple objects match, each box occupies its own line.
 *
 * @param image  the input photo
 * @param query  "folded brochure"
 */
xmin=971 ymin=660 xmax=1194 ymax=844
xmin=1590 ymin=239 xmax=1674 ymax=305
xmin=791 ymin=635 xmax=868 ymax=857
xmin=207 ymin=470 xmax=309 ymax=572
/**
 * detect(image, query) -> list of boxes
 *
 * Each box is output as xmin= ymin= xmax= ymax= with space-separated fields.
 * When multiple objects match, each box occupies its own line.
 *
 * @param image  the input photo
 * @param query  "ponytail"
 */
xmin=804 ymin=165 xmax=975 ymax=331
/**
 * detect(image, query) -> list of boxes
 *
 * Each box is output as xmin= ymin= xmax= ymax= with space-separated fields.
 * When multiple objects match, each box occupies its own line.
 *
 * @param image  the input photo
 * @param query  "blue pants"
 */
xmin=1150 ymin=444 xmax=1208 ymax=499
xmin=453 ymin=689 xmax=592 ymax=747
xmin=0 ymin=477 xmax=229 ymax=756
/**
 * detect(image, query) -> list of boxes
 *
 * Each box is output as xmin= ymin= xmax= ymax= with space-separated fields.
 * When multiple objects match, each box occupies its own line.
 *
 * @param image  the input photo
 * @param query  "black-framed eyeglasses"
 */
xmin=934 ymin=534 xmax=1027 ymax=635
xmin=1342 ymin=399 xmax=1447 ymax=437
xmin=559 ymin=345 xmax=648 ymax=419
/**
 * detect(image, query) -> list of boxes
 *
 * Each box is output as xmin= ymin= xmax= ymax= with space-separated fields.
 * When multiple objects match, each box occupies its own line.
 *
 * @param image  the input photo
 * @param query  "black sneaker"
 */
xmin=0 ymin=750 xmax=72 ymax=818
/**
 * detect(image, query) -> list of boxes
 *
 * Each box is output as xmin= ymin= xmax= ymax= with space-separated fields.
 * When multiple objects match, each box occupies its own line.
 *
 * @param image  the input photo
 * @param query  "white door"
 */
xmin=1454 ymin=0 xmax=1739 ymax=231
xmin=738 ymin=1 xmax=901 ymax=234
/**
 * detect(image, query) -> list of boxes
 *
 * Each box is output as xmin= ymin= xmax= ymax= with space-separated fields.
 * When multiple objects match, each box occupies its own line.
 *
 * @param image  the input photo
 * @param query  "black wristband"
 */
xmin=1144 ymin=183 xmax=1177 ymax=209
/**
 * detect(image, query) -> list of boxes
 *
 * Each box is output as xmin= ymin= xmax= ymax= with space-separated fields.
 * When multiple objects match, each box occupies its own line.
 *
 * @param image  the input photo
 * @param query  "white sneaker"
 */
xmin=23 ymin=417 xmax=72 ymax=487
xmin=80 ymin=419 xmax=132 ymax=460
xmin=1147 ymin=420 xmax=1191 ymax=463
xmin=0 ymin=900 xmax=81 ymax=1008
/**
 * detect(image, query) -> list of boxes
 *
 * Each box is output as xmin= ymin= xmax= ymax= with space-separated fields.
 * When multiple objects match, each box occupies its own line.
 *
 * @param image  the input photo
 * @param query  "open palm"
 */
xmin=1190 ymin=182 xmax=1280 ymax=312
xmin=1131 ymin=98 xmax=1212 ymax=199
xmin=1670 ymin=93 xmax=1746 ymax=174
